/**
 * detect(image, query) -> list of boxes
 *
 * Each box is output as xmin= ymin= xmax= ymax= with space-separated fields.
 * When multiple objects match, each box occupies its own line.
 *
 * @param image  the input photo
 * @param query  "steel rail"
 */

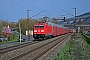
xmin=31 ymin=34 xmax=70 ymax=60
xmin=9 ymin=34 xmax=71 ymax=60
xmin=0 ymin=41 xmax=39 ymax=54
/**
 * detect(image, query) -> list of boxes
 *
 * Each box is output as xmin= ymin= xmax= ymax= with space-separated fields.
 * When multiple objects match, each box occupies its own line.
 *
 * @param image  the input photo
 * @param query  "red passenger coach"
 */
xmin=69 ymin=29 xmax=73 ymax=33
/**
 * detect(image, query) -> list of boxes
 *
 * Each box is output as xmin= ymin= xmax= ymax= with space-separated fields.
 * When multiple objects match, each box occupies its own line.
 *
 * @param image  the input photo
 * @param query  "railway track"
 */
xmin=0 ymin=41 xmax=39 ymax=54
xmin=9 ymin=34 xmax=71 ymax=60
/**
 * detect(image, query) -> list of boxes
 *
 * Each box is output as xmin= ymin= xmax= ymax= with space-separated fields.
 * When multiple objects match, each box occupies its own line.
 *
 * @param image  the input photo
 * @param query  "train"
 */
xmin=33 ymin=22 xmax=72 ymax=40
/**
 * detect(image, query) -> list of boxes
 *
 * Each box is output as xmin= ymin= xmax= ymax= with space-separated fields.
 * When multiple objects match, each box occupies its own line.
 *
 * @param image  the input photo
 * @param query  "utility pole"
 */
xmin=19 ymin=23 xmax=21 ymax=44
xmin=73 ymin=8 xmax=76 ymax=33
xmin=27 ymin=10 xmax=30 ymax=41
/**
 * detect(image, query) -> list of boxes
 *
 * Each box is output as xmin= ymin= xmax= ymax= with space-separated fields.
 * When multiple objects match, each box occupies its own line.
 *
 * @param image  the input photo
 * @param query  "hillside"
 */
xmin=66 ymin=12 xmax=90 ymax=24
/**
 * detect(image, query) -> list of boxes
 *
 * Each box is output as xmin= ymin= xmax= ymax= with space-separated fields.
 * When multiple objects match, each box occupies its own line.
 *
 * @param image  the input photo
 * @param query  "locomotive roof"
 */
xmin=34 ymin=22 xmax=68 ymax=28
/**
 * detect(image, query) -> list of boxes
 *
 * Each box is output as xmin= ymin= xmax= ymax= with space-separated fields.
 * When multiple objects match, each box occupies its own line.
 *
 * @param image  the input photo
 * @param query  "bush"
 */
xmin=7 ymin=34 xmax=13 ymax=41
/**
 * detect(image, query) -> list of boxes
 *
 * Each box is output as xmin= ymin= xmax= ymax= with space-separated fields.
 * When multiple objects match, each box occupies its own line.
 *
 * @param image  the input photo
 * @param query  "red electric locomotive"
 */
xmin=33 ymin=22 xmax=52 ymax=40
xmin=33 ymin=22 xmax=71 ymax=40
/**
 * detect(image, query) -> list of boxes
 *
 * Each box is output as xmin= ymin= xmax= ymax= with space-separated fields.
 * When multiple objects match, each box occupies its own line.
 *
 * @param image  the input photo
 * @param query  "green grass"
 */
xmin=54 ymin=40 xmax=74 ymax=60
xmin=54 ymin=33 xmax=90 ymax=60
xmin=0 ymin=36 xmax=18 ymax=44
xmin=82 ymin=33 xmax=90 ymax=44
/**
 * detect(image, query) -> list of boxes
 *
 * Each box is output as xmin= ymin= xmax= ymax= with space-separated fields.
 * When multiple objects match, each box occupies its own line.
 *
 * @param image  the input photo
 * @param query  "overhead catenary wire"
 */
xmin=31 ymin=10 xmax=46 ymax=18
xmin=61 ymin=9 xmax=73 ymax=16
xmin=7 ymin=0 xmax=46 ymax=18
xmin=7 ymin=0 xmax=29 ymax=10
xmin=48 ymin=0 xmax=61 ymax=12
xmin=44 ymin=0 xmax=61 ymax=15
xmin=48 ymin=0 xmax=73 ymax=16
xmin=19 ymin=0 xmax=41 ymax=10
xmin=18 ymin=0 xmax=43 ymax=14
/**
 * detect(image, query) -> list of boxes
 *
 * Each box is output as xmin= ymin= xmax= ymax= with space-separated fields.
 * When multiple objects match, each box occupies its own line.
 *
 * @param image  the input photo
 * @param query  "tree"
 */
xmin=0 ymin=22 xmax=3 ymax=33
xmin=18 ymin=18 xmax=38 ymax=34
xmin=9 ymin=22 xmax=17 ymax=28
xmin=0 ymin=20 xmax=8 ymax=27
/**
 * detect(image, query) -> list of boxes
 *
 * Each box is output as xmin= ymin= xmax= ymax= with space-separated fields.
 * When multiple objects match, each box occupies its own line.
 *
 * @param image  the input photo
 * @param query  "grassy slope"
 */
xmin=54 ymin=33 xmax=90 ymax=60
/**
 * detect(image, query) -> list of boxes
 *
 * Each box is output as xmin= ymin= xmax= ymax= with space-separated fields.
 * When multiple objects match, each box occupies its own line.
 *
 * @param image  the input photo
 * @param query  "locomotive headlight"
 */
xmin=34 ymin=30 xmax=37 ymax=32
xmin=41 ymin=30 xmax=44 ymax=32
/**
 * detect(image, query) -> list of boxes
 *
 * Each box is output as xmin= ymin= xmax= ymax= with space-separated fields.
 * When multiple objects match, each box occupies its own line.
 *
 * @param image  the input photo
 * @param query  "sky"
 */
xmin=0 ymin=0 xmax=90 ymax=22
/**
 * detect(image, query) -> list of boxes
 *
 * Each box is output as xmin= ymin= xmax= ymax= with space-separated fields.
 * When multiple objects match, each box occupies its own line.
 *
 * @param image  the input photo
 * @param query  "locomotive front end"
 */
xmin=33 ymin=22 xmax=46 ymax=40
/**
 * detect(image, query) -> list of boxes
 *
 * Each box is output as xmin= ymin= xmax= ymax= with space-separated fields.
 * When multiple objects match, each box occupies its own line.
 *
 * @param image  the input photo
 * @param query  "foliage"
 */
xmin=9 ymin=22 xmax=18 ymax=28
xmin=81 ymin=33 xmax=90 ymax=44
xmin=0 ymin=20 xmax=8 ymax=27
xmin=2 ymin=27 xmax=12 ymax=34
xmin=0 ymin=18 xmax=38 ymax=35
xmin=54 ymin=40 xmax=74 ymax=60
xmin=0 ymin=23 xmax=3 ymax=33
xmin=7 ymin=34 xmax=13 ymax=41
xmin=0 ymin=35 xmax=18 ymax=44
xmin=54 ymin=34 xmax=90 ymax=60
xmin=18 ymin=18 xmax=37 ymax=34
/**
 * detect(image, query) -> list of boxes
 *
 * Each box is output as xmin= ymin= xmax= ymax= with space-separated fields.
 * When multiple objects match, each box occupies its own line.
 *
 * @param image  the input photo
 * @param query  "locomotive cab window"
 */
xmin=35 ymin=25 xmax=44 ymax=28
xmin=40 ymin=26 xmax=44 ymax=28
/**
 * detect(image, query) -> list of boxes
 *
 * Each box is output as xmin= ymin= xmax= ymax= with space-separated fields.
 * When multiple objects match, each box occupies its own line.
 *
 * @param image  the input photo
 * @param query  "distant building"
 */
xmin=26 ymin=30 xmax=33 ymax=36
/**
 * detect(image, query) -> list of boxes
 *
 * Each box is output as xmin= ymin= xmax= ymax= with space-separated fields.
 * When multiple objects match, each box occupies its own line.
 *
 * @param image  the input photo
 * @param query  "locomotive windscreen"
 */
xmin=35 ymin=25 xmax=44 ymax=28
